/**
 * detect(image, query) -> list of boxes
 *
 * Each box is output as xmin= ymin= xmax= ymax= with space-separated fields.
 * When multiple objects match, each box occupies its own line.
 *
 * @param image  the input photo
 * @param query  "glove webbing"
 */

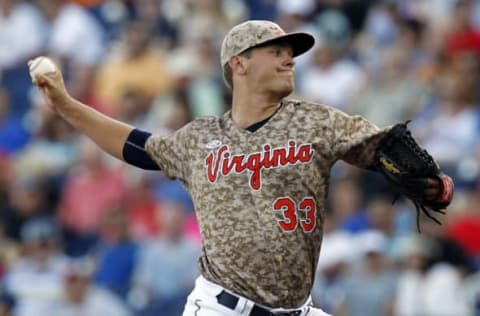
xmin=391 ymin=196 xmax=445 ymax=233
xmin=413 ymin=201 xmax=446 ymax=233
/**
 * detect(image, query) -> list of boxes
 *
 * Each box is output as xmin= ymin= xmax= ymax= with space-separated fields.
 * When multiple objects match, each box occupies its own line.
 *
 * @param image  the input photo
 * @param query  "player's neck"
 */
xmin=231 ymin=92 xmax=281 ymax=128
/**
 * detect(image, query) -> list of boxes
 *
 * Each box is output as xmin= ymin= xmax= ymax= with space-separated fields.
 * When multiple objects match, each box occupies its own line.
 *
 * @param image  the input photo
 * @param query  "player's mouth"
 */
xmin=278 ymin=70 xmax=294 ymax=77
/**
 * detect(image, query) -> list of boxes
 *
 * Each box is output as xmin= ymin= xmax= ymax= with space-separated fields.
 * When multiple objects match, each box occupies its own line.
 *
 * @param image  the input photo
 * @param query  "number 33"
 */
xmin=273 ymin=197 xmax=317 ymax=233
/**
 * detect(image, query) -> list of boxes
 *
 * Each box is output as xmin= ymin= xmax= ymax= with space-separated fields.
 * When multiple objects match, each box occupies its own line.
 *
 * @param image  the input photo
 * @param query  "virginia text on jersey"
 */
xmin=205 ymin=141 xmax=314 ymax=190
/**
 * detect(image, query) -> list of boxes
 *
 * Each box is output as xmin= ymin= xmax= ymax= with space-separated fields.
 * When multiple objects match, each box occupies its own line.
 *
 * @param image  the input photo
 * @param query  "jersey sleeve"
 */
xmin=144 ymin=123 xmax=192 ymax=182
xmin=330 ymin=108 xmax=389 ymax=169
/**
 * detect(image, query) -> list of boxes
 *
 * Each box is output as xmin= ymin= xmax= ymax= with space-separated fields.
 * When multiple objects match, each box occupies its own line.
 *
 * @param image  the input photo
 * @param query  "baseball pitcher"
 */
xmin=32 ymin=20 xmax=453 ymax=316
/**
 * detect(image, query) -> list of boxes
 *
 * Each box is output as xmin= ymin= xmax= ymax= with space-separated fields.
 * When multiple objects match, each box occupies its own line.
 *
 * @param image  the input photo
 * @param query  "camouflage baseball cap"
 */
xmin=220 ymin=20 xmax=315 ymax=66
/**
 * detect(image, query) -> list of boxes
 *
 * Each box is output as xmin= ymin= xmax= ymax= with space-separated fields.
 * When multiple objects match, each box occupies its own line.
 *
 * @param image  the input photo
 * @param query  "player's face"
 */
xmin=244 ymin=43 xmax=295 ymax=98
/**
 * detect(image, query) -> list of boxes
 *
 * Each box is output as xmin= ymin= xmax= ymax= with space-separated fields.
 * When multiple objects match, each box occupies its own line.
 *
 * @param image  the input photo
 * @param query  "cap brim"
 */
xmin=260 ymin=32 xmax=315 ymax=57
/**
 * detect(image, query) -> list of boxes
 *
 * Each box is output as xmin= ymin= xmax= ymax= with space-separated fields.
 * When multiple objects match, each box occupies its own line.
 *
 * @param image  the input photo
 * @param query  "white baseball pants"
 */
xmin=182 ymin=276 xmax=332 ymax=316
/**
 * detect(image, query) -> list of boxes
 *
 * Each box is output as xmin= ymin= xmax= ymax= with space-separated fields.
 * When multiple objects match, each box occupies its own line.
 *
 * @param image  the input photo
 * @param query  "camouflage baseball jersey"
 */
xmin=145 ymin=99 xmax=387 ymax=308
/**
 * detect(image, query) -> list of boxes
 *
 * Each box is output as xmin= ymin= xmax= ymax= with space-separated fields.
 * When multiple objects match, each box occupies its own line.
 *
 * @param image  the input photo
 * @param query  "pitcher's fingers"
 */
xmin=424 ymin=187 xmax=440 ymax=200
xmin=35 ymin=74 xmax=54 ymax=87
xmin=426 ymin=177 xmax=440 ymax=188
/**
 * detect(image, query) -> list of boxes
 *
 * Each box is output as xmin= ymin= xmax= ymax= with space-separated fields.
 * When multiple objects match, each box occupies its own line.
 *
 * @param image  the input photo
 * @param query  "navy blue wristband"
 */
xmin=123 ymin=129 xmax=160 ymax=170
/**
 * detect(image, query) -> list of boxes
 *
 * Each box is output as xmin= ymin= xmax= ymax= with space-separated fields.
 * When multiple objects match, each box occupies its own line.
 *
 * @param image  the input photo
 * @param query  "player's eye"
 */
xmin=270 ymin=47 xmax=293 ymax=58
xmin=269 ymin=47 xmax=282 ymax=56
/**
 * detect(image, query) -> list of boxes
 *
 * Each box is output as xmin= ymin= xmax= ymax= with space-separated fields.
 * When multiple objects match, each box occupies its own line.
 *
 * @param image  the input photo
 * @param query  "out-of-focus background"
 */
xmin=0 ymin=0 xmax=480 ymax=315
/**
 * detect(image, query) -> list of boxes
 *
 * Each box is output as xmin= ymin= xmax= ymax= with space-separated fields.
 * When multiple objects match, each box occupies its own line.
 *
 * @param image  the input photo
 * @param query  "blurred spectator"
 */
xmin=319 ymin=0 xmax=375 ymax=33
xmin=396 ymin=0 xmax=457 ymax=24
xmin=355 ymin=1 xmax=399 ymax=71
xmin=177 ymin=0 xmax=243 ymax=46
xmin=298 ymin=38 xmax=365 ymax=109
xmin=0 ymin=87 xmax=30 ymax=155
xmin=185 ymin=36 xmax=226 ymax=117
xmin=365 ymin=196 xmax=397 ymax=235
xmin=0 ymin=0 xmax=46 ymax=72
xmin=397 ymin=18 xmax=448 ymax=90
xmin=276 ymin=0 xmax=315 ymax=34
xmin=115 ymin=90 xmax=153 ymax=126
xmin=347 ymin=42 xmax=430 ymax=127
xmin=447 ymin=207 xmax=480 ymax=264
xmin=164 ymin=34 xmax=225 ymax=118
xmin=450 ymin=51 xmax=480 ymax=102
xmin=1 ymin=175 xmax=50 ymax=241
xmin=314 ymin=9 xmax=352 ymax=51
xmin=328 ymin=178 xmax=368 ymax=234
xmin=51 ymin=257 xmax=131 ymax=316
xmin=131 ymin=0 xmax=178 ymax=48
xmin=393 ymin=234 xmax=470 ymax=316
xmin=151 ymin=174 xmax=195 ymax=215
xmin=3 ymin=217 xmax=68 ymax=316
xmin=93 ymin=208 xmax=138 ymax=299
xmin=445 ymin=0 xmax=480 ymax=58
xmin=0 ymin=153 xmax=11 ymax=203
xmin=57 ymin=139 xmax=126 ymax=256
xmin=312 ymin=213 xmax=352 ymax=314
xmin=0 ymin=0 xmax=47 ymax=118
xmin=141 ymin=90 xmax=193 ymax=135
xmin=363 ymin=196 xmax=414 ymax=262
xmin=0 ymin=218 xmax=19 ymax=281
xmin=244 ymin=0 xmax=277 ymax=20
xmin=128 ymin=200 xmax=200 ymax=316
xmin=34 ymin=0 xmax=104 ymax=102
xmin=0 ymin=291 xmax=15 ymax=316
xmin=340 ymin=230 xmax=398 ymax=316
xmin=124 ymin=175 xmax=160 ymax=240
xmin=74 ymin=0 xmax=132 ymax=43
xmin=412 ymin=71 xmax=479 ymax=169
xmin=277 ymin=0 xmax=314 ymax=20
xmin=14 ymin=100 xmax=77 ymax=180
xmin=463 ymin=270 xmax=480 ymax=315
xmin=418 ymin=212 xmax=476 ymax=275
xmin=366 ymin=1 xmax=399 ymax=46
xmin=70 ymin=0 xmax=104 ymax=7
xmin=94 ymin=20 xmax=173 ymax=113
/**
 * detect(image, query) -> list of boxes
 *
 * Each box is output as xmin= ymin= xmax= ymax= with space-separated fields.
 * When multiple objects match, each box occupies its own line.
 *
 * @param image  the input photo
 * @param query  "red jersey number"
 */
xmin=273 ymin=197 xmax=297 ymax=231
xmin=273 ymin=197 xmax=317 ymax=233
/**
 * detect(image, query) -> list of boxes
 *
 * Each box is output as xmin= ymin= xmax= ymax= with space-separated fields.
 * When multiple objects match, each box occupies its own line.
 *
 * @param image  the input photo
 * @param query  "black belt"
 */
xmin=216 ymin=290 xmax=302 ymax=316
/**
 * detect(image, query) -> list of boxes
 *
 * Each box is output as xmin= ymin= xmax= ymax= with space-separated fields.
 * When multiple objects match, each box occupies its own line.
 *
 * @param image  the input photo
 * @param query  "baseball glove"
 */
xmin=375 ymin=121 xmax=454 ymax=232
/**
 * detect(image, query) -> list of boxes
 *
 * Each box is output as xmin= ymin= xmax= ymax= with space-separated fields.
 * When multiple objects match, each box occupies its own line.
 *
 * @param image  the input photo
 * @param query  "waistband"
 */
xmin=196 ymin=276 xmax=311 ymax=315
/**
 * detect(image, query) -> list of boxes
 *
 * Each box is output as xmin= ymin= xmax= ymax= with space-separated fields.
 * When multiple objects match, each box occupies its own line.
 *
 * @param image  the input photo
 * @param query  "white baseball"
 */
xmin=28 ymin=56 xmax=58 ymax=82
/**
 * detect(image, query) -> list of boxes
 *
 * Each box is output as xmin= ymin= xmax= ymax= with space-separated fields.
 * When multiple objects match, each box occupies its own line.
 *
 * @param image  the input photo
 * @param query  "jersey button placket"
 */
xmin=275 ymin=255 xmax=283 ymax=264
xmin=246 ymin=139 xmax=282 ymax=288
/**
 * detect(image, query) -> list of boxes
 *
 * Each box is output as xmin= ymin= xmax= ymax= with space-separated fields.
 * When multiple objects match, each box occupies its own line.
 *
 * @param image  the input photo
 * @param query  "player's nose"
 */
xmin=282 ymin=53 xmax=295 ymax=69
xmin=284 ymin=56 xmax=295 ymax=68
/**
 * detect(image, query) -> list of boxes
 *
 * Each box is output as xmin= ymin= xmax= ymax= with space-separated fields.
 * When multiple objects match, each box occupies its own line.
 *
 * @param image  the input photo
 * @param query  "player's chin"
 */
xmin=268 ymin=78 xmax=294 ymax=98
xmin=278 ymin=81 xmax=294 ymax=97
xmin=273 ymin=88 xmax=293 ymax=100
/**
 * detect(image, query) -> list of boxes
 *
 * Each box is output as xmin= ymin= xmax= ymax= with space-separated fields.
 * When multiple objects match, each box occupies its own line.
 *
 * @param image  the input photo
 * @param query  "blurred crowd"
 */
xmin=0 ymin=0 xmax=480 ymax=315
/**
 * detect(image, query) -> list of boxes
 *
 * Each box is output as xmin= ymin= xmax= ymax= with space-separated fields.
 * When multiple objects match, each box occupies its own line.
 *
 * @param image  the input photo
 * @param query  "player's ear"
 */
xmin=229 ymin=56 xmax=247 ymax=76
